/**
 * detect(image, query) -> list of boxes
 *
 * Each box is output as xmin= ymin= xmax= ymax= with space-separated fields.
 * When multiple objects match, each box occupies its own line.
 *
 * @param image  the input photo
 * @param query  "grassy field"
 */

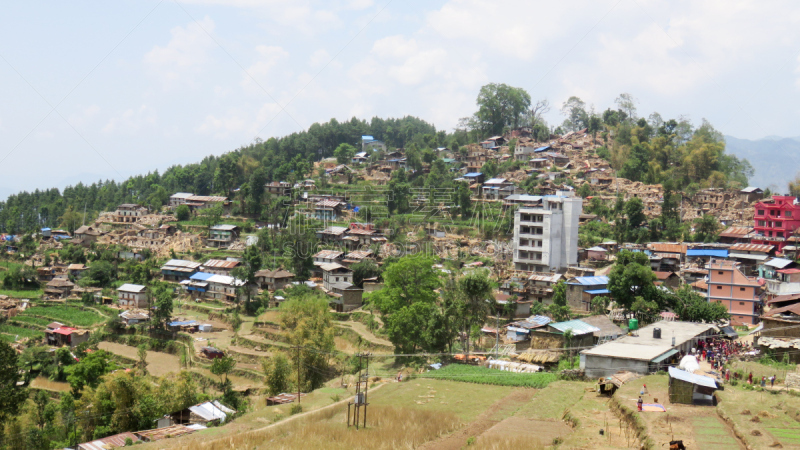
xmin=717 ymin=383 xmax=800 ymax=448
xmin=0 ymin=288 xmax=43 ymax=298
xmin=0 ymin=323 xmax=44 ymax=340
xmin=98 ymin=342 xmax=181 ymax=377
xmin=20 ymin=305 xmax=106 ymax=327
xmin=10 ymin=315 xmax=53 ymax=327
xmin=420 ymin=364 xmax=558 ymax=388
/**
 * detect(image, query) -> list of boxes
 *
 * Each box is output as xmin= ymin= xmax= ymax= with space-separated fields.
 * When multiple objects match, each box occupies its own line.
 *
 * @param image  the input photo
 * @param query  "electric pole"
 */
xmin=293 ymin=345 xmax=302 ymax=403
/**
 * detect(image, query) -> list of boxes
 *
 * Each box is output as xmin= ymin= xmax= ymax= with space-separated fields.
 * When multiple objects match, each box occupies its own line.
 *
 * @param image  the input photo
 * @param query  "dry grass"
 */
xmin=30 ymin=376 xmax=71 ymax=392
xmin=98 ymin=341 xmax=180 ymax=377
xmin=166 ymin=405 xmax=461 ymax=449
xmin=474 ymin=434 xmax=545 ymax=449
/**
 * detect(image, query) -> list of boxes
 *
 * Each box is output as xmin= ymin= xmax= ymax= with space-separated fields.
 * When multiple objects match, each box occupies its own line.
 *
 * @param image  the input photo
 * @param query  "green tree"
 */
xmin=587 ymin=114 xmax=602 ymax=143
xmin=561 ymin=96 xmax=588 ymax=132
xmin=474 ymin=83 xmax=532 ymax=135
xmin=672 ymin=285 xmax=729 ymax=322
xmin=233 ymin=244 xmax=261 ymax=313
xmin=137 ymin=344 xmax=148 ymax=375
xmin=457 ymin=270 xmax=493 ymax=354
xmin=280 ymin=296 xmax=335 ymax=391
xmin=150 ymin=283 xmax=173 ymax=328
xmin=334 ymin=143 xmax=357 ymax=164
xmin=263 ymin=352 xmax=291 ymax=396
xmin=624 ymin=197 xmax=646 ymax=229
xmin=547 ymin=281 xmax=571 ymax=322
xmin=65 ymin=349 xmax=114 ymax=395
xmin=607 ymin=250 xmax=663 ymax=314
xmin=371 ymin=255 xmax=443 ymax=354
xmin=693 ymin=214 xmax=720 ymax=243
xmin=210 ymin=356 xmax=236 ymax=384
xmin=351 ymin=259 xmax=381 ymax=288
xmin=175 ymin=204 xmax=190 ymax=221
xmin=0 ymin=342 xmax=28 ymax=428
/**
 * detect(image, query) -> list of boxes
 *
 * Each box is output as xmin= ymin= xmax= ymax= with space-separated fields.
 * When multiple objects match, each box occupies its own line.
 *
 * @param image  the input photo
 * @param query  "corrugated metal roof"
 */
xmin=765 ymin=258 xmax=794 ymax=269
xmin=647 ymin=243 xmax=687 ymax=254
xmin=484 ymin=178 xmax=507 ymax=185
xmin=587 ymin=246 xmax=608 ymax=252
xmin=314 ymin=250 xmax=344 ymax=259
xmin=719 ymin=226 xmax=753 ymax=238
xmin=162 ymin=259 xmax=203 ymax=270
xmin=548 ymin=319 xmax=600 ymax=335
xmin=118 ymin=283 xmax=146 ymax=293
xmin=668 ymin=366 xmax=718 ymax=389
xmin=730 ymin=243 xmax=774 ymax=253
xmin=568 ymin=276 xmax=609 ymax=286
xmin=210 ymin=224 xmax=238 ymax=231
xmin=585 ymin=289 xmax=610 ymax=295
xmin=202 ymin=259 xmax=240 ymax=269
xmin=534 ymin=145 xmax=550 ymax=152
xmin=190 ymin=272 xmax=214 ymax=281
xmin=464 ymin=172 xmax=483 ymax=177
xmin=741 ymin=186 xmax=762 ymax=193
xmin=528 ymin=273 xmax=562 ymax=283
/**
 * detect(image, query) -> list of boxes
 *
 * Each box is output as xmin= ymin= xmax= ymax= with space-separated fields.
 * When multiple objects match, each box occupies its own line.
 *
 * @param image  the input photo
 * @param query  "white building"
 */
xmin=512 ymin=191 xmax=582 ymax=272
xmin=117 ymin=284 xmax=148 ymax=309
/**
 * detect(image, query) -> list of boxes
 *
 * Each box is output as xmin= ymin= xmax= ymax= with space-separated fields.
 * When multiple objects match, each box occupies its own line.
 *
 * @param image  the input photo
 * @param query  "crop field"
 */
xmin=20 ymin=305 xmax=105 ymax=327
xmin=10 ymin=315 xmax=53 ymax=327
xmin=0 ymin=323 xmax=44 ymax=340
xmin=420 ymin=364 xmax=558 ymax=388
xmin=0 ymin=288 xmax=43 ymax=298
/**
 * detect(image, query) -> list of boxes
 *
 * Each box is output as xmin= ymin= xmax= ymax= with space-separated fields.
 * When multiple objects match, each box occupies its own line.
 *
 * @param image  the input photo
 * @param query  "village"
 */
xmin=3 ymin=122 xmax=800 ymax=449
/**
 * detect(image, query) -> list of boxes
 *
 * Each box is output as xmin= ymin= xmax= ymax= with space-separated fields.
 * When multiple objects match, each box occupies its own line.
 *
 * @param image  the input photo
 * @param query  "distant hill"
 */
xmin=724 ymin=135 xmax=800 ymax=192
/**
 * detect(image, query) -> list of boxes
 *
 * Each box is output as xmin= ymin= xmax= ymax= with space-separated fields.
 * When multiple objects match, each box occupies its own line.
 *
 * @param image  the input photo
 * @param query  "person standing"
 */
xmin=637 ymin=396 xmax=643 ymax=412
xmin=748 ymin=372 xmax=753 ymax=384
xmin=771 ymin=375 xmax=775 ymax=388
xmin=761 ymin=376 xmax=766 ymax=387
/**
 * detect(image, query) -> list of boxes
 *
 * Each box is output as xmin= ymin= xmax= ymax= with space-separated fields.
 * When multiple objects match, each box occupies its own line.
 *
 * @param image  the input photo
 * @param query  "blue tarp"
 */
xmin=190 ymin=272 xmax=214 ymax=281
xmin=464 ymin=172 xmax=483 ymax=177
xmin=534 ymin=145 xmax=551 ymax=152
xmin=169 ymin=320 xmax=197 ymax=327
xmin=568 ymin=276 xmax=609 ymax=286
xmin=585 ymin=289 xmax=611 ymax=295
xmin=687 ymin=249 xmax=728 ymax=258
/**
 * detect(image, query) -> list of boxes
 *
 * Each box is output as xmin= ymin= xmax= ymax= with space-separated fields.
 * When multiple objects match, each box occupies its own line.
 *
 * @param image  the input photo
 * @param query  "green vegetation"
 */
xmin=421 ymin=364 xmax=558 ymax=388
xmin=0 ymin=324 xmax=44 ymax=340
xmin=20 ymin=305 xmax=105 ymax=327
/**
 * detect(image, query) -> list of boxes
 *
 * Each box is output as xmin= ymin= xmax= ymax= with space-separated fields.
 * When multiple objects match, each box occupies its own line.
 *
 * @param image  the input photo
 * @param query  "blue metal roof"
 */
xmin=41 ymin=228 xmax=51 ymax=231
xmin=169 ymin=320 xmax=197 ymax=327
xmin=585 ymin=289 xmax=610 ymax=295
xmin=687 ymin=249 xmax=728 ymax=258
xmin=361 ymin=135 xmax=374 ymax=140
xmin=534 ymin=145 xmax=551 ymax=152
xmin=464 ymin=172 xmax=483 ymax=177
xmin=548 ymin=319 xmax=600 ymax=335
xmin=190 ymin=272 xmax=214 ymax=281
xmin=568 ymin=276 xmax=609 ymax=286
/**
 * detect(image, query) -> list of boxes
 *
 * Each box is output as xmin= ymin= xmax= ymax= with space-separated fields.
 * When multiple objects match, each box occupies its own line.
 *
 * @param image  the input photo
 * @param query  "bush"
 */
xmin=290 ymin=403 xmax=303 ymax=415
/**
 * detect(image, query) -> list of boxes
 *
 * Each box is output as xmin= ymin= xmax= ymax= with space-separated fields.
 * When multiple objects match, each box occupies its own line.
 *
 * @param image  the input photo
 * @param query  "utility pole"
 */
xmin=495 ymin=312 xmax=500 ymax=359
xmin=293 ymin=345 xmax=302 ymax=403
xmin=348 ymin=352 xmax=370 ymax=429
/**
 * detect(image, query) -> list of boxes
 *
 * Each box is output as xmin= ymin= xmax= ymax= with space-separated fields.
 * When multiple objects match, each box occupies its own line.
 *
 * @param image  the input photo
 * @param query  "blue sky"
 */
xmin=2 ymin=0 xmax=800 ymax=200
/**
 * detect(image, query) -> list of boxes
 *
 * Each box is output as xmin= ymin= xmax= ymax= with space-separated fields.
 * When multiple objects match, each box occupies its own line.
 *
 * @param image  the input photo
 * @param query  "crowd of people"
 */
xmin=692 ymin=336 xmax=753 ymax=372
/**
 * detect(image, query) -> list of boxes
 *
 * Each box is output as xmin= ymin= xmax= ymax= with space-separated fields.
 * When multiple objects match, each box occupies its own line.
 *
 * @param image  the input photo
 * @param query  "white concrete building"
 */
xmin=117 ymin=284 xmax=148 ymax=309
xmin=512 ymin=191 xmax=582 ymax=272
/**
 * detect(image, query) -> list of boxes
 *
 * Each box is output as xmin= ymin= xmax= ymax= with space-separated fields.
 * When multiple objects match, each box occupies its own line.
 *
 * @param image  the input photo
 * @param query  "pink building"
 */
xmin=753 ymin=195 xmax=800 ymax=251
xmin=707 ymin=259 xmax=763 ymax=325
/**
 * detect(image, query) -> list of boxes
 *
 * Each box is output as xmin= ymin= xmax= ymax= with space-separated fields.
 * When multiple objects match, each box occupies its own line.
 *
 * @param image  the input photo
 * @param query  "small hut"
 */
xmin=668 ymin=366 xmax=719 ymax=405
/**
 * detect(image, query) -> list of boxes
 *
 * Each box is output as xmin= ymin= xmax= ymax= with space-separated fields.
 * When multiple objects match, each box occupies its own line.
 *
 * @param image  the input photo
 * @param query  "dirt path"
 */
xmin=99 ymin=341 xmax=180 ymax=377
xmin=337 ymin=321 xmax=392 ymax=347
xmin=419 ymin=389 xmax=538 ymax=450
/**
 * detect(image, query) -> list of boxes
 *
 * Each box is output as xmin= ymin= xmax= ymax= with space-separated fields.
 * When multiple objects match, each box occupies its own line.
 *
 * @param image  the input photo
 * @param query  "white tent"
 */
xmin=678 ymin=354 xmax=700 ymax=373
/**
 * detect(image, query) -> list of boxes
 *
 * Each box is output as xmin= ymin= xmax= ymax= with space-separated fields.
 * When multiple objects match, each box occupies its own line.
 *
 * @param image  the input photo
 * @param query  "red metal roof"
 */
xmin=52 ymin=327 xmax=76 ymax=335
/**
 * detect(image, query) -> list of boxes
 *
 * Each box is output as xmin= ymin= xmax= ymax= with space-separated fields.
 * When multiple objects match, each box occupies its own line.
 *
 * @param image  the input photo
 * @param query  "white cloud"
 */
xmin=143 ymin=17 xmax=217 ymax=88
xmin=103 ymin=105 xmax=157 ymax=134
xmin=241 ymin=45 xmax=290 ymax=92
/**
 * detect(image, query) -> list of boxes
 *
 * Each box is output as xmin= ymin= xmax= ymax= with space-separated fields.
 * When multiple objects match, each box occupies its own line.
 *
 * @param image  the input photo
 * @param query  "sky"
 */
xmin=2 ymin=0 xmax=800 ymax=200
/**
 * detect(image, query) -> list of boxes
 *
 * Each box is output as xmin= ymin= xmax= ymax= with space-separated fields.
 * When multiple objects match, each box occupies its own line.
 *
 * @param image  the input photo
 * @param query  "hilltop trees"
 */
xmin=474 ymin=83 xmax=532 ymax=136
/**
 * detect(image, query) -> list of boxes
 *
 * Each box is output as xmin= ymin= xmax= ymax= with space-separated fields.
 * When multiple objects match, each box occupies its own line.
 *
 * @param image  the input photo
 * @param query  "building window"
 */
xmin=758 ymin=209 xmax=765 ymax=215
xmin=778 ymin=232 xmax=784 ymax=238
xmin=718 ymin=271 xmax=724 ymax=275
xmin=739 ymin=302 xmax=745 ymax=305
xmin=787 ymin=211 xmax=793 ymax=218
xmin=758 ymin=221 xmax=765 ymax=226
xmin=739 ymin=287 xmax=745 ymax=291
xmin=777 ymin=222 xmax=783 ymax=227
xmin=716 ymin=286 xmax=722 ymax=290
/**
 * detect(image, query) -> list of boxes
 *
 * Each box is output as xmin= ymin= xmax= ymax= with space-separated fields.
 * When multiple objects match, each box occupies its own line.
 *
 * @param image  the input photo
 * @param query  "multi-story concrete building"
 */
xmin=707 ymin=259 xmax=763 ymax=325
xmin=752 ymin=195 xmax=800 ymax=251
xmin=512 ymin=191 xmax=582 ymax=272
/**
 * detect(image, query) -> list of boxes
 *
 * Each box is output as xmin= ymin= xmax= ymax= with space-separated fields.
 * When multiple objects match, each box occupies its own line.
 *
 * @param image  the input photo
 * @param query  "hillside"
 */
xmin=724 ymin=135 xmax=800 ymax=191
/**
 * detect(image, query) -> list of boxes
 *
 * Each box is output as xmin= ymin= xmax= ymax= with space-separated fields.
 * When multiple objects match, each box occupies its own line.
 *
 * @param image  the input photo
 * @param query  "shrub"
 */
xmin=290 ymin=403 xmax=303 ymax=415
